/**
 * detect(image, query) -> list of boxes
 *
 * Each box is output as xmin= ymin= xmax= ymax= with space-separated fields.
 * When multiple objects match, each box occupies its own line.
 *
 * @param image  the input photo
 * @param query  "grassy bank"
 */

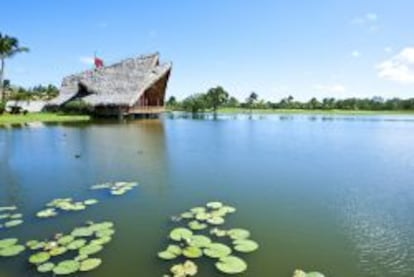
xmin=215 ymin=108 xmax=414 ymax=115
xmin=0 ymin=113 xmax=90 ymax=124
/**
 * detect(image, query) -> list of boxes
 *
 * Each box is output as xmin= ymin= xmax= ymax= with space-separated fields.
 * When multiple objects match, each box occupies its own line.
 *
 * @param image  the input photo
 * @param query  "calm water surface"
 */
xmin=1 ymin=114 xmax=414 ymax=277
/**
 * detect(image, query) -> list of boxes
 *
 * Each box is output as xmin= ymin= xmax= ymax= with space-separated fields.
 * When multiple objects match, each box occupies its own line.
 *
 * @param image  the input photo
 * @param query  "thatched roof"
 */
xmin=50 ymin=53 xmax=171 ymax=107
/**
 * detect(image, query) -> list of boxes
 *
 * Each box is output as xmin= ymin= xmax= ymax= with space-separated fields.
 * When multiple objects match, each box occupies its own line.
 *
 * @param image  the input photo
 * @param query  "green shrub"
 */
xmin=61 ymin=100 xmax=93 ymax=114
xmin=0 ymin=101 xmax=5 ymax=115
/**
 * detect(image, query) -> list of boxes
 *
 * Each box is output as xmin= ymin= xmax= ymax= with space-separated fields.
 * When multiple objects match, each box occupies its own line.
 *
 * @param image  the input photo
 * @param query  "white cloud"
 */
xmin=313 ymin=84 xmax=346 ymax=93
xmin=384 ymin=47 xmax=393 ymax=53
xmin=351 ymin=50 xmax=361 ymax=58
xmin=377 ymin=47 xmax=414 ymax=84
xmin=351 ymin=12 xmax=378 ymax=24
xmin=79 ymin=56 xmax=94 ymax=65
xmin=351 ymin=13 xmax=379 ymax=32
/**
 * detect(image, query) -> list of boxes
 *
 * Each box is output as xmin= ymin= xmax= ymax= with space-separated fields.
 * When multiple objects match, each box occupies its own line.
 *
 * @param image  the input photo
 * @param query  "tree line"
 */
xmin=167 ymin=87 xmax=414 ymax=113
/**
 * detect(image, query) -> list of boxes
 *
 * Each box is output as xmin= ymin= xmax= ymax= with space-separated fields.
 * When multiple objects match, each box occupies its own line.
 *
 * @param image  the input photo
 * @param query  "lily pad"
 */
xmin=10 ymin=213 xmax=23 ymax=219
xmin=53 ymin=260 xmax=80 ymax=275
xmin=79 ymin=258 xmax=102 ymax=271
xmin=4 ymin=219 xmax=23 ymax=228
xmin=0 ymin=238 xmax=18 ymax=248
xmin=227 ymin=228 xmax=250 ymax=240
xmin=79 ymin=244 xmax=103 ymax=255
xmin=188 ymin=235 xmax=211 ymax=248
xmin=0 ymin=244 xmax=25 ymax=257
xmin=0 ymin=206 xmax=17 ymax=212
xmin=36 ymin=208 xmax=58 ymax=218
xmin=58 ymin=235 xmax=75 ymax=245
xmin=49 ymin=246 xmax=67 ymax=256
xmin=67 ymin=239 xmax=87 ymax=250
xmin=90 ymin=236 xmax=112 ymax=245
xmin=215 ymin=256 xmax=247 ymax=274
xmin=233 ymin=239 xmax=259 ymax=253
xmin=88 ymin=222 xmax=114 ymax=231
xmin=183 ymin=246 xmax=203 ymax=258
xmin=210 ymin=228 xmax=228 ymax=237
xmin=29 ymin=252 xmax=51 ymax=264
xmin=26 ymin=240 xmax=46 ymax=250
xmin=203 ymin=243 xmax=232 ymax=258
xmin=170 ymin=260 xmax=198 ymax=276
xmin=74 ymin=254 xmax=89 ymax=262
xmin=169 ymin=227 xmax=193 ymax=241
xmin=37 ymin=262 xmax=55 ymax=273
xmin=71 ymin=227 xmax=94 ymax=237
xmin=206 ymin=202 xmax=223 ymax=209
xmin=180 ymin=212 xmax=194 ymax=219
xmin=0 ymin=214 xmax=10 ymax=220
xmin=207 ymin=216 xmax=225 ymax=225
xmin=84 ymin=199 xmax=98 ymax=205
xmin=188 ymin=220 xmax=208 ymax=230
xmin=190 ymin=207 xmax=206 ymax=214
xmin=293 ymin=270 xmax=325 ymax=277
xmin=96 ymin=228 xmax=115 ymax=237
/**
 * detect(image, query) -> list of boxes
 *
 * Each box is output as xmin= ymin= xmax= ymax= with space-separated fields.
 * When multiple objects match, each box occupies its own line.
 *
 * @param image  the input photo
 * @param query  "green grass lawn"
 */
xmin=215 ymin=107 xmax=414 ymax=115
xmin=0 ymin=113 xmax=90 ymax=124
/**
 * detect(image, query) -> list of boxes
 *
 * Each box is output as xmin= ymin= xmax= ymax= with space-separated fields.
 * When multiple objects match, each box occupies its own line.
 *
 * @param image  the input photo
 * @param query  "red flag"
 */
xmin=94 ymin=57 xmax=104 ymax=68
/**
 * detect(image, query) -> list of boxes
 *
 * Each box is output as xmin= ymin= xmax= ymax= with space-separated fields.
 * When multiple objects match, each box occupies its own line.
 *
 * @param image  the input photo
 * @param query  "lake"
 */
xmin=1 ymin=113 xmax=414 ymax=277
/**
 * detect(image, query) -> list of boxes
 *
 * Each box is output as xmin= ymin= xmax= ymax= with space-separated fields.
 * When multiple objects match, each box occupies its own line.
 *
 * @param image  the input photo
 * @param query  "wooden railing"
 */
xmin=127 ymin=106 xmax=165 ymax=114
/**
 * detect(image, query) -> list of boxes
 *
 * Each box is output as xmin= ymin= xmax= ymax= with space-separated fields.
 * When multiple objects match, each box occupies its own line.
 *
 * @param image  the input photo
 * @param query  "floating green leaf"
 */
xmin=203 ymin=243 xmax=232 ymax=258
xmin=36 ymin=208 xmax=57 ymax=218
xmin=79 ymin=258 xmax=102 ymax=272
xmin=227 ymin=228 xmax=250 ymax=240
xmin=207 ymin=216 xmax=225 ymax=225
xmin=90 ymin=236 xmax=112 ymax=245
xmin=26 ymin=240 xmax=46 ymax=250
xmin=4 ymin=219 xmax=23 ymax=228
xmin=170 ymin=260 xmax=198 ymax=276
xmin=58 ymin=235 xmax=75 ymax=246
xmin=206 ymin=202 xmax=223 ymax=209
xmin=0 ymin=206 xmax=17 ymax=212
xmin=182 ymin=246 xmax=203 ymax=258
xmin=84 ymin=199 xmax=98 ymax=205
xmin=188 ymin=235 xmax=211 ymax=248
xmin=0 ymin=238 xmax=18 ymax=248
xmin=29 ymin=252 xmax=50 ymax=264
xmin=67 ymin=239 xmax=87 ymax=250
xmin=215 ymin=256 xmax=247 ymax=274
xmin=79 ymin=244 xmax=103 ymax=256
xmin=53 ymin=260 xmax=80 ymax=275
xmin=169 ymin=228 xmax=193 ymax=242
xmin=188 ymin=220 xmax=208 ymax=230
xmin=0 ymin=244 xmax=25 ymax=257
xmin=233 ymin=239 xmax=259 ymax=253
xmin=49 ymin=246 xmax=67 ymax=256
xmin=71 ymin=227 xmax=94 ymax=237
xmin=37 ymin=262 xmax=55 ymax=273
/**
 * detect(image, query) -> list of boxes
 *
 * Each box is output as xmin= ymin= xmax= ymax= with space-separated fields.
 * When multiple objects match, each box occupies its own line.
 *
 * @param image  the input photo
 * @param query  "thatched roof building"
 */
xmin=50 ymin=53 xmax=171 ymax=116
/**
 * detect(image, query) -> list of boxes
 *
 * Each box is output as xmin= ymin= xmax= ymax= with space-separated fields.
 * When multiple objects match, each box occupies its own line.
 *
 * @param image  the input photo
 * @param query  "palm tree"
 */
xmin=0 ymin=33 xmax=29 ymax=101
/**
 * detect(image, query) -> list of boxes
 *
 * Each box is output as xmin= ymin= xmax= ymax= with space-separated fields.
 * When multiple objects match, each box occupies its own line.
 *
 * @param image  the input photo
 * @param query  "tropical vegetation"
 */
xmin=167 ymin=88 xmax=414 ymax=114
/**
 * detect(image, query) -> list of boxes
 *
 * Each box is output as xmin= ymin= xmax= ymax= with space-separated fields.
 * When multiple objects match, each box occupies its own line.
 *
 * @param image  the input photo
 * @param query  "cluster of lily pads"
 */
xmin=158 ymin=201 xmax=259 ymax=276
xmin=90 ymin=181 xmax=139 ymax=196
xmin=36 ymin=198 xmax=99 ymax=218
xmin=0 ymin=238 xmax=26 ymax=257
xmin=26 ymin=221 xmax=114 ymax=275
xmin=0 ymin=206 xmax=24 ymax=229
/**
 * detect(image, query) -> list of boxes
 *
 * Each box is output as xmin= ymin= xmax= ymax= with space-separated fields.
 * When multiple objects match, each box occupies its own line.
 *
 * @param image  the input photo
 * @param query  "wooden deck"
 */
xmin=126 ymin=106 xmax=165 ymax=115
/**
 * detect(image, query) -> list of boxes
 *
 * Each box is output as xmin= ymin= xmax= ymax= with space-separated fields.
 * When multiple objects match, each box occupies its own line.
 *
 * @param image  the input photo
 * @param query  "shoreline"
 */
xmin=188 ymin=108 xmax=414 ymax=116
xmin=0 ymin=113 xmax=90 ymax=125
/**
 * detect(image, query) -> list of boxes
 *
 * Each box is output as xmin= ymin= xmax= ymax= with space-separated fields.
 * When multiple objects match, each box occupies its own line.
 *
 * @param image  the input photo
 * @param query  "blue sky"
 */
xmin=1 ymin=0 xmax=414 ymax=101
